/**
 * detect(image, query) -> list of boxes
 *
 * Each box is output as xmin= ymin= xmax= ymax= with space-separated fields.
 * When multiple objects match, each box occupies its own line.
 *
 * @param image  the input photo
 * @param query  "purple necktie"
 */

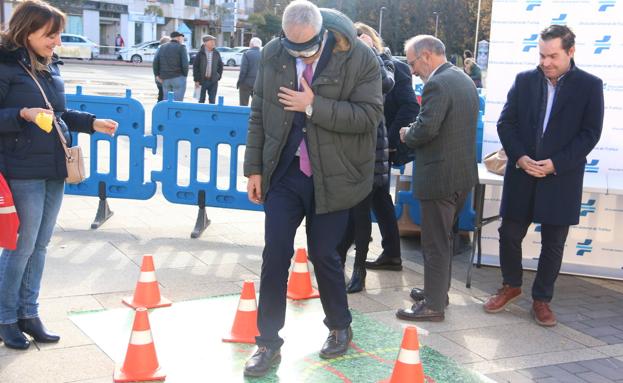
xmin=299 ymin=63 xmax=314 ymax=177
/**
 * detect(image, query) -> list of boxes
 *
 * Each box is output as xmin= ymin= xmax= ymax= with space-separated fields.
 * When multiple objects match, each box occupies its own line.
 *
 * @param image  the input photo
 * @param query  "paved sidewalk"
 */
xmin=1 ymin=189 xmax=622 ymax=382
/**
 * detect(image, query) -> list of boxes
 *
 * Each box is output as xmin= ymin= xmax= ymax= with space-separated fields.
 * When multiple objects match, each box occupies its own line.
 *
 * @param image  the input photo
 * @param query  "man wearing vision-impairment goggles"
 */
xmin=243 ymin=0 xmax=383 ymax=378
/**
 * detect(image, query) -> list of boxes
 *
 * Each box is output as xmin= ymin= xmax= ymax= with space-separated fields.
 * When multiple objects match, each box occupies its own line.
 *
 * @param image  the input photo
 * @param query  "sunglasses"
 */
xmin=280 ymin=29 xmax=324 ymax=58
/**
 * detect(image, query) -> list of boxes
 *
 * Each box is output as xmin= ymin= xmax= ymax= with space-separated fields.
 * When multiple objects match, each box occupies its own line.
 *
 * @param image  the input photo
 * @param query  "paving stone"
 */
xmin=579 ymin=359 xmax=623 ymax=380
xmin=487 ymin=370 xmax=536 ymax=383
xmin=536 ymin=365 xmax=589 ymax=382
xmin=577 ymin=371 xmax=616 ymax=383
xmin=559 ymin=361 xmax=592 ymax=374
xmin=443 ymin=322 xmax=584 ymax=360
xmin=584 ymin=326 xmax=623 ymax=338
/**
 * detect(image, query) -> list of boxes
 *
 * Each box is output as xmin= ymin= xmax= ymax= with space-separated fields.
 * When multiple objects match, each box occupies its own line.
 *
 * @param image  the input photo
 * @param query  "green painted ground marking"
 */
xmin=70 ymin=295 xmax=491 ymax=382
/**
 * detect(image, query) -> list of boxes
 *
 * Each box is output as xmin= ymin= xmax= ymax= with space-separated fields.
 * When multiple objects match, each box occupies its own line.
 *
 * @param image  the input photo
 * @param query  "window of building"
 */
xmin=66 ymin=15 xmax=83 ymax=36
xmin=185 ymin=0 xmax=199 ymax=6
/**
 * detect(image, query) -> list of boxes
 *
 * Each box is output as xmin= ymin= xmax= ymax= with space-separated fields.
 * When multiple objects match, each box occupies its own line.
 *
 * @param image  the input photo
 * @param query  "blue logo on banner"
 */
xmin=598 ymin=0 xmax=616 ymax=11
xmin=523 ymin=34 xmax=539 ymax=52
xmin=526 ymin=0 xmax=542 ymax=10
xmin=580 ymin=199 xmax=597 ymax=216
xmin=594 ymin=36 xmax=612 ymax=54
xmin=576 ymin=239 xmax=593 ymax=256
xmin=585 ymin=159 xmax=600 ymax=173
xmin=551 ymin=14 xmax=567 ymax=25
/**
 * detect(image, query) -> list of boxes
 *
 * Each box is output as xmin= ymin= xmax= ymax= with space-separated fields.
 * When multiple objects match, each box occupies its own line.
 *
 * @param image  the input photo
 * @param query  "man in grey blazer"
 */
xmin=396 ymin=35 xmax=479 ymax=321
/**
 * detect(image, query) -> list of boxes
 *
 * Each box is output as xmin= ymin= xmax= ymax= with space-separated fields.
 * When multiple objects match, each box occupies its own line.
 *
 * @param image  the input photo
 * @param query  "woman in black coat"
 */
xmin=336 ymin=23 xmax=395 ymax=293
xmin=0 ymin=0 xmax=117 ymax=350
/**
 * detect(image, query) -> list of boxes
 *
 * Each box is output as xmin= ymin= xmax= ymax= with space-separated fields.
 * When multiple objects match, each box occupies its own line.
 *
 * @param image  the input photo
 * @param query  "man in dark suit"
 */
xmin=396 ymin=35 xmax=479 ymax=321
xmin=484 ymin=25 xmax=604 ymax=326
xmin=237 ymin=37 xmax=262 ymax=106
xmin=242 ymin=0 xmax=382 ymax=377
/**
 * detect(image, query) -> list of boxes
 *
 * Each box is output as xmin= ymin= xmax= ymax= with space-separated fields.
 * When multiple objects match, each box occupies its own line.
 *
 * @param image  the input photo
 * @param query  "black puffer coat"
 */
xmin=0 ymin=46 xmax=95 ymax=179
xmin=373 ymin=53 xmax=395 ymax=187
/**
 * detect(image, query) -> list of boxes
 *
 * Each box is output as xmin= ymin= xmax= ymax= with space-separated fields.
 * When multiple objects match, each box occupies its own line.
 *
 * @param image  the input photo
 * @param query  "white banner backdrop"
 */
xmin=482 ymin=0 xmax=623 ymax=279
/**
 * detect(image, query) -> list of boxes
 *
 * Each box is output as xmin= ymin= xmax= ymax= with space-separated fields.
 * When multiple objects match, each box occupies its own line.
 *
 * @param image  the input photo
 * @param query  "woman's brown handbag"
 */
xmin=483 ymin=148 xmax=507 ymax=175
xmin=19 ymin=62 xmax=86 ymax=184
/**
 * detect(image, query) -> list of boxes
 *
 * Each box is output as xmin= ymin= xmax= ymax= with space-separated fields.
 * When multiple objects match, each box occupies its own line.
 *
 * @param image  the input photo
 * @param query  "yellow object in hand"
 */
xmin=35 ymin=112 xmax=53 ymax=133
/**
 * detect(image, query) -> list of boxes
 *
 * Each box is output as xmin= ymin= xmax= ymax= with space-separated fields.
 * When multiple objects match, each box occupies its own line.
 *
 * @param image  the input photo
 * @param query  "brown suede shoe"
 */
xmin=532 ymin=300 xmax=557 ymax=327
xmin=483 ymin=285 xmax=522 ymax=313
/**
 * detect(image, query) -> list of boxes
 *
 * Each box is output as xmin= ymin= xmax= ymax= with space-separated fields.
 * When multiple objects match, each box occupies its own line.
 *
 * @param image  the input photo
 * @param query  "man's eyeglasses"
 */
xmin=407 ymin=56 xmax=423 ymax=68
xmin=280 ymin=29 xmax=324 ymax=58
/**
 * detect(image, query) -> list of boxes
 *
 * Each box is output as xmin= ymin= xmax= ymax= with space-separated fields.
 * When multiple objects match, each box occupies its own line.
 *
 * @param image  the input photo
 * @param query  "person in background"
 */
xmin=155 ymin=36 xmax=171 ymax=102
xmin=242 ymin=1 xmax=382 ymax=377
xmin=237 ymin=37 xmax=262 ymax=106
xmin=153 ymin=31 xmax=188 ymax=101
xmin=483 ymin=25 xmax=604 ymax=327
xmin=336 ymin=21 xmax=394 ymax=293
xmin=464 ymin=58 xmax=482 ymax=88
xmin=396 ymin=35 xmax=479 ymax=322
xmin=193 ymin=35 xmax=223 ymax=104
xmin=0 ymin=0 xmax=118 ymax=350
xmin=114 ymin=33 xmax=124 ymax=53
xmin=365 ymin=47 xmax=420 ymax=272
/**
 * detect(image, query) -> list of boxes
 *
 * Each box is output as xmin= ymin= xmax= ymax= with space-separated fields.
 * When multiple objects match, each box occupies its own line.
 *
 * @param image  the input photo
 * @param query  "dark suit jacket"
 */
xmin=404 ymin=63 xmax=479 ymax=200
xmin=497 ymin=63 xmax=604 ymax=225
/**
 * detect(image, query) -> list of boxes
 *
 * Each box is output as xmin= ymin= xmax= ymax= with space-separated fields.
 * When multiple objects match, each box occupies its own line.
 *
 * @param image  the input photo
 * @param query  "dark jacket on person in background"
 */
xmin=384 ymin=57 xmax=420 ymax=164
xmin=0 ymin=47 xmax=95 ymax=179
xmin=153 ymin=40 xmax=189 ymax=80
xmin=237 ymin=46 xmax=261 ymax=89
xmin=193 ymin=47 xmax=223 ymax=82
xmin=497 ymin=61 xmax=604 ymax=225
xmin=373 ymin=53 xmax=395 ymax=188
xmin=243 ymin=8 xmax=384 ymax=214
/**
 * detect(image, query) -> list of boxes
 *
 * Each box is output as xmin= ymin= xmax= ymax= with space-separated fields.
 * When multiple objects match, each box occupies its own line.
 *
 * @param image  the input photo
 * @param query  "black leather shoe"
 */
xmin=346 ymin=267 xmax=366 ymax=294
xmin=396 ymin=301 xmax=445 ymax=322
xmin=410 ymin=288 xmax=449 ymax=307
xmin=365 ymin=253 xmax=402 ymax=271
xmin=243 ymin=346 xmax=281 ymax=377
xmin=18 ymin=317 xmax=60 ymax=343
xmin=320 ymin=326 xmax=352 ymax=359
xmin=0 ymin=323 xmax=30 ymax=350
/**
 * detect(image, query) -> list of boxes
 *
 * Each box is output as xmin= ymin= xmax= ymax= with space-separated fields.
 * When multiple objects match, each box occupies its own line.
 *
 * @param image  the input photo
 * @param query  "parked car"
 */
xmin=117 ymin=40 xmax=159 ymax=63
xmin=55 ymin=33 xmax=99 ymax=60
xmin=216 ymin=46 xmax=248 ymax=66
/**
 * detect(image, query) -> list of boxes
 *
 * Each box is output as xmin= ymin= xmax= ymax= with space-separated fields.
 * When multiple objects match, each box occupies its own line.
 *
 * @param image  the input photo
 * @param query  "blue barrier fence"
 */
xmin=63 ymin=87 xmax=487 ymax=237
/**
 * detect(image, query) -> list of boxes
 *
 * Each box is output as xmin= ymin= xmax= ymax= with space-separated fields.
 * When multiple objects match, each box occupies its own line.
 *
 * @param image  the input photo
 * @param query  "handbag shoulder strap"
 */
xmin=17 ymin=61 xmax=72 ymax=158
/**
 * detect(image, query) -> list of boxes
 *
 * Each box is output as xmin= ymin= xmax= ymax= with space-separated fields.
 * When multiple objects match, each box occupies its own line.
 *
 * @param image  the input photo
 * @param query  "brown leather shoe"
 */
xmin=532 ymin=300 xmax=557 ymax=327
xmin=483 ymin=285 xmax=522 ymax=313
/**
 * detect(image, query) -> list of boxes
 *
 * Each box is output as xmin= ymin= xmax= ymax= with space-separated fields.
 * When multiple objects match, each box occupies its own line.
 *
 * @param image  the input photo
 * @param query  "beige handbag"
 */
xmin=19 ymin=62 xmax=86 ymax=184
xmin=483 ymin=148 xmax=507 ymax=175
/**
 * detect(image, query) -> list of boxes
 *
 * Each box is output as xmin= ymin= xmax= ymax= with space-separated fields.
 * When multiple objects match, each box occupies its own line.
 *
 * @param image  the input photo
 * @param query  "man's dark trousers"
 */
xmin=239 ymin=84 xmax=253 ymax=106
xmin=256 ymin=160 xmax=351 ymax=349
xmin=498 ymin=218 xmax=569 ymax=302
xmin=199 ymin=78 xmax=218 ymax=104
xmin=420 ymin=190 xmax=468 ymax=312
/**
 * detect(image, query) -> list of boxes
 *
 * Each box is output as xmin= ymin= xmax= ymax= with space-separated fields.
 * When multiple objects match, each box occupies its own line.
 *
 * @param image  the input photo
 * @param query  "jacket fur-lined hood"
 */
xmin=319 ymin=8 xmax=356 ymax=53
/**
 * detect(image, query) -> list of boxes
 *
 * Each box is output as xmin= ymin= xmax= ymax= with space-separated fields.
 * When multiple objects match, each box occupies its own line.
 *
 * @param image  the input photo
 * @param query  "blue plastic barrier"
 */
xmin=151 ymin=95 xmax=258 ymax=237
xmin=65 ymin=86 xmax=156 ymax=227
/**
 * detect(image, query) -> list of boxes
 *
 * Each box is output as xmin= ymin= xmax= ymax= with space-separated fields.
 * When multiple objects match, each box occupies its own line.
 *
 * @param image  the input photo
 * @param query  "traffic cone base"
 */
xmin=287 ymin=248 xmax=320 ymax=300
xmin=113 ymin=367 xmax=166 ymax=382
xmin=223 ymin=281 xmax=260 ymax=344
xmin=123 ymin=255 xmax=172 ymax=309
xmin=122 ymin=295 xmax=172 ymax=309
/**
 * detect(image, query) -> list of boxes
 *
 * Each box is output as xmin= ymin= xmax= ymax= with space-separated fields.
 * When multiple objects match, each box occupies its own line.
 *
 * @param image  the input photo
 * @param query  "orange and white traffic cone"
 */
xmin=380 ymin=326 xmax=424 ymax=383
xmin=114 ymin=307 xmax=166 ymax=382
xmin=123 ymin=255 xmax=172 ymax=309
xmin=287 ymin=248 xmax=320 ymax=300
xmin=223 ymin=280 xmax=260 ymax=344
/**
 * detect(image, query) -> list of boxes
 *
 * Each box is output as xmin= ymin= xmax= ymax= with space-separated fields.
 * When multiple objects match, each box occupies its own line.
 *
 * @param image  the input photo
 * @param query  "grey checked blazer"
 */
xmin=404 ymin=63 xmax=479 ymax=200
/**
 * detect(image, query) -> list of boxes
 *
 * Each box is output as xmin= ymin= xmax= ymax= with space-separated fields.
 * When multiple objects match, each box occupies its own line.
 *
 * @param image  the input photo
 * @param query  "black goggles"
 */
xmin=280 ymin=29 xmax=324 ymax=58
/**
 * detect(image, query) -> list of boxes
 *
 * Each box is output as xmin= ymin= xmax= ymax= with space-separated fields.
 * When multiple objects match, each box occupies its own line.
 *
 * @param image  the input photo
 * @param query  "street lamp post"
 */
xmin=433 ymin=12 xmax=440 ymax=37
xmin=274 ymin=2 xmax=280 ymax=15
xmin=379 ymin=6 xmax=386 ymax=39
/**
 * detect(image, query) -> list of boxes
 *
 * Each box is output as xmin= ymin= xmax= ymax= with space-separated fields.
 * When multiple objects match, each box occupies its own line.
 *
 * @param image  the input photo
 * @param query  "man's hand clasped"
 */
xmin=517 ymin=155 xmax=555 ymax=177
